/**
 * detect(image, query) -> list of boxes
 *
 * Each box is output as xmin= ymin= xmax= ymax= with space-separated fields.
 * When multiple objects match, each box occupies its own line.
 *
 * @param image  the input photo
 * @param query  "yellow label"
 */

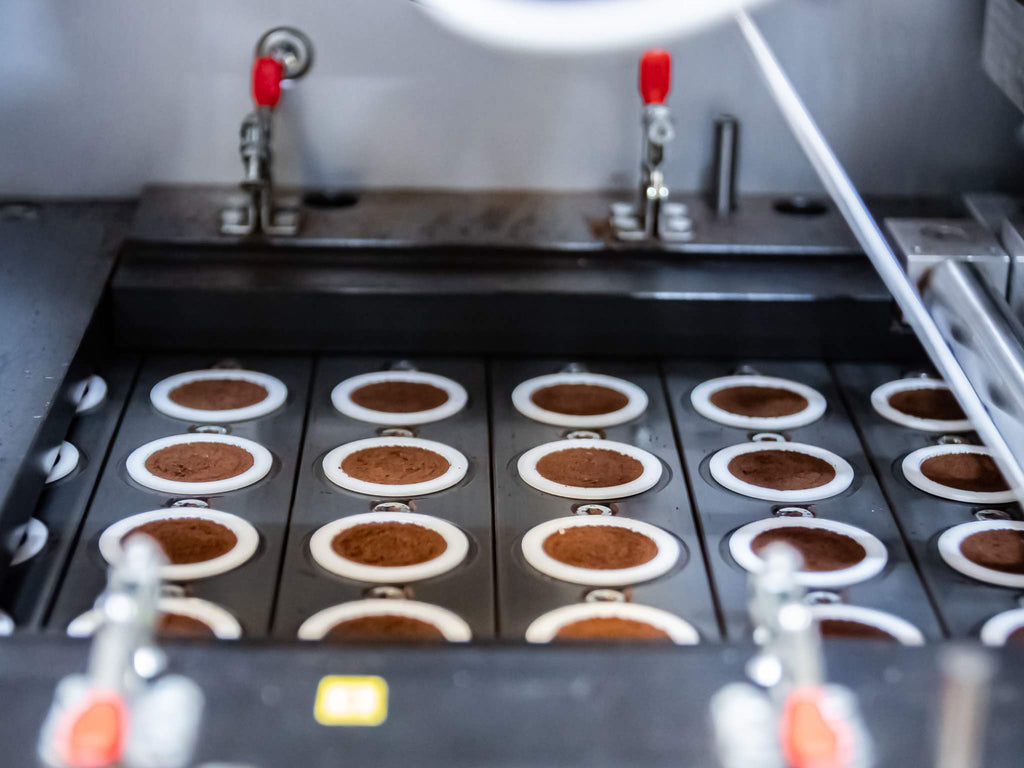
xmin=314 ymin=676 xmax=389 ymax=726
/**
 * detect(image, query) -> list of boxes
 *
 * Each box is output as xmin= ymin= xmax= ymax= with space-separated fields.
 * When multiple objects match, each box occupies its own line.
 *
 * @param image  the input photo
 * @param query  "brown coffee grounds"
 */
xmin=543 ymin=525 xmax=658 ymax=569
xmin=727 ymin=450 xmax=836 ymax=491
xmin=960 ymin=529 xmax=1024 ymax=574
xmin=168 ymin=378 xmax=268 ymax=411
xmin=341 ymin=446 xmax=449 ymax=485
xmin=145 ymin=442 xmax=254 ymax=483
xmin=888 ymin=387 xmax=965 ymax=421
xmin=920 ymin=453 xmax=1009 ymax=493
xmin=554 ymin=616 xmax=671 ymax=641
xmin=819 ymin=619 xmax=896 ymax=641
xmin=350 ymin=381 xmax=449 ymax=413
xmin=535 ymin=448 xmax=644 ymax=488
xmin=331 ymin=522 xmax=447 ymax=566
xmin=530 ymin=384 xmax=629 ymax=416
xmin=1007 ymin=626 xmax=1024 ymax=644
xmin=751 ymin=528 xmax=866 ymax=572
xmin=710 ymin=385 xmax=809 ymax=418
xmin=324 ymin=615 xmax=445 ymax=642
xmin=124 ymin=518 xmax=237 ymax=564
xmin=157 ymin=612 xmax=215 ymax=639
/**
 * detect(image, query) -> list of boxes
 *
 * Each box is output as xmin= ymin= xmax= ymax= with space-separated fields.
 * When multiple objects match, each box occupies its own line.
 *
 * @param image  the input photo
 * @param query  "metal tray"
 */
xmin=664 ymin=359 xmax=943 ymax=641
xmin=489 ymin=358 xmax=721 ymax=641
xmin=46 ymin=354 xmax=313 ymax=638
xmin=271 ymin=357 xmax=495 ymax=640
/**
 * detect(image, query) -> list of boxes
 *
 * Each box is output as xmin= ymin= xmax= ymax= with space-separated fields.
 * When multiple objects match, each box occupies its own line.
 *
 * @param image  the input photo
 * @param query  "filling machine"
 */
xmin=4 ymin=3 xmax=1024 ymax=766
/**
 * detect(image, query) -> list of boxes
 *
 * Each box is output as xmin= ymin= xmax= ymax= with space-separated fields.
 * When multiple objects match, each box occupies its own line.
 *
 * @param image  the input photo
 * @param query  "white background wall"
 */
xmin=2 ymin=0 xmax=1022 ymax=197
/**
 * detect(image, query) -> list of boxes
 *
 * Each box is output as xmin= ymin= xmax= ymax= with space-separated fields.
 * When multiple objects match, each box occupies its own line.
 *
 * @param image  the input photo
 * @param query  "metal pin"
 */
xmin=711 ymin=115 xmax=739 ymax=216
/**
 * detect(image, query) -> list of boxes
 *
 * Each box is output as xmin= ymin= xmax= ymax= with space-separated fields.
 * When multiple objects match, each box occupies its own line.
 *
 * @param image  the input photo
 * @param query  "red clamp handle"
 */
xmin=779 ymin=687 xmax=852 ymax=768
xmin=252 ymin=56 xmax=285 ymax=108
xmin=639 ymin=49 xmax=671 ymax=105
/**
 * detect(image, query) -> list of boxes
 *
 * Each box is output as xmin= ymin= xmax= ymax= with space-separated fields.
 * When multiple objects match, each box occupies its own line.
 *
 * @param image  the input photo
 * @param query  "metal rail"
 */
xmin=736 ymin=9 xmax=1024 ymax=499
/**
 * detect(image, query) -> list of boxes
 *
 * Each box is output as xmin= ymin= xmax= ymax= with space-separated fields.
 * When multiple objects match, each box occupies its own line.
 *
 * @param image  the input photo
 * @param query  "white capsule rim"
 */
xmin=938 ymin=520 xmax=1024 ymax=588
xmin=45 ymin=441 xmax=80 ymax=485
xmin=321 ymin=437 xmax=469 ymax=497
xmin=511 ymin=372 xmax=649 ymax=428
xmin=10 ymin=518 xmax=48 ymax=566
xmin=67 ymin=596 xmax=243 ymax=640
xmin=521 ymin=515 xmax=680 ymax=586
xmin=870 ymin=378 xmax=971 ymax=432
xmin=98 ymin=508 xmax=259 ymax=581
xmin=517 ymin=438 xmax=663 ymax=500
xmin=125 ymin=433 xmax=273 ymax=495
xmin=709 ymin=441 xmax=854 ymax=502
xmin=902 ymin=444 xmax=1017 ymax=504
xmin=808 ymin=603 xmax=925 ymax=645
xmin=690 ymin=375 xmax=826 ymax=430
xmin=297 ymin=598 xmax=472 ymax=642
xmin=309 ymin=511 xmax=469 ymax=583
xmin=980 ymin=607 xmax=1024 ymax=646
xmin=728 ymin=516 xmax=888 ymax=588
xmin=150 ymin=369 xmax=288 ymax=423
xmin=525 ymin=601 xmax=699 ymax=644
xmin=331 ymin=370 xmax=468 ymax=425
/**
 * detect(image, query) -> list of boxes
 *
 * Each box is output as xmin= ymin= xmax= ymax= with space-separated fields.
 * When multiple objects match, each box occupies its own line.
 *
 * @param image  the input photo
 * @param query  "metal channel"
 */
xmin=737 ymin=10 xmax=1024 ymax=501
xmin=664 ymin=360 xmax=942 ymax=641
xmin=489 ymin=359 xmax=720 ymax=641
xmin=271 ymin=357 xmax=494 ymax=639
xmin=834 ymin=362 xmax=1024 ymax=637
xmin=1 ymin=356 xmax=138 ymax=629
xmin=46 ymin=354 xmax=313 ymax=637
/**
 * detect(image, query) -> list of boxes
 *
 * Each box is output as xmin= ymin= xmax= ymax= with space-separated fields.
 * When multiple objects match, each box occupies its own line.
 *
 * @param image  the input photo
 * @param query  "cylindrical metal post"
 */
xmin=711 ymin=114 xmax=739 ymax=216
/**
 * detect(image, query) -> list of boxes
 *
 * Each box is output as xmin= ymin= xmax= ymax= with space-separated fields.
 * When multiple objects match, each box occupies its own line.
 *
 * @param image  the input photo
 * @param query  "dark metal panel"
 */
xmin=1 ymin=355 xmax=138 ymax=629
xmin=272 ymin=357 xmax=494 ymax=639
xmin=834 ymin=362 xmax=1024 ymax=637
xmin=664 ymin=360 xmax=943 ymax=641
xmin=2 ymin=636 xmax=1024 ymax=768
xmin=111 ymin=246 xmax=916 ymax=358
xmin=131 ymin=186 xmax=862 ymax=256
xmin=489 ymin=359 xmax=721 ymax=641
xmin=46 ymin=354 xmax=312 ymax=637
xmin=0 ymin=204 xmax=130 ymax=584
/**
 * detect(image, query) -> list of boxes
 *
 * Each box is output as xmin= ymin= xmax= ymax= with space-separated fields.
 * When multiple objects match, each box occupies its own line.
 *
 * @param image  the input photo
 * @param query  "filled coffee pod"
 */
xmin=980 ymin=608 xmax=1024 ymax=646
xmin=322 ymin=436 xmax=468 ymax=497
xmin=870 ymin=378 xmax=971 ymax=433
xmin=521 ymin=516 xmax=680 ymax=586
xmin=309 ymin=511 xmax=469 ymax=583
xmin=126 ymin=433 xmax=273 ymax=495
xmin=511 ymin=372 xmax=648 ymax=428
xmin=150 ymin=369 xmax=288 ymax=423
xmin=517 ymin=438 xmax=662 ymax=500
xmin=729 ymin=517 xmax=887 ymax=588
xmin=690 ymin=374 xmax=826 ymax=430
xmin=938 ymin=520 xmax=1024 ymax=588
xmin=298 ymin=599 xmax=472 ymax=642
xmin=709 ymin=441 xmax=853 ymax=503
xmin=902 ymin=444 xmax=1015 ymax=504
xmin=525 ymin=602 xmax=699 ymax=644
xmin=808 ymin=604 xmax=924 ymax=645
xmin=331 ymin=370 xmax=468 ymax=426
xmin=68 ymin=596 xmax=242 ymax=640
xmin=98 ymin=509 xmax=259 ymax=581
